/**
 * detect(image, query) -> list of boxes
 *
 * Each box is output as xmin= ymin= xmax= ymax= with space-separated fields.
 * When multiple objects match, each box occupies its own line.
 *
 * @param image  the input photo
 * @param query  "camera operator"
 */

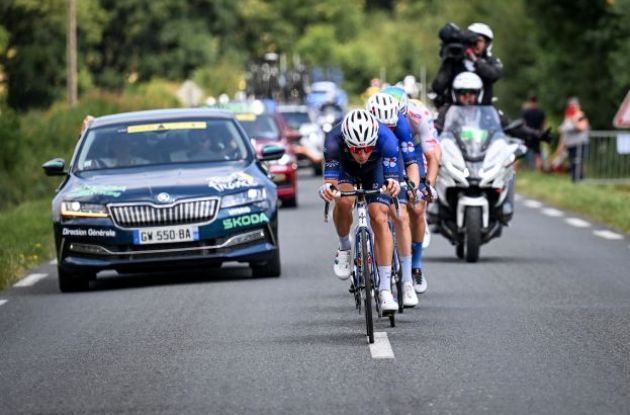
xmin=432 ymin=22 xmax=503 ymax=108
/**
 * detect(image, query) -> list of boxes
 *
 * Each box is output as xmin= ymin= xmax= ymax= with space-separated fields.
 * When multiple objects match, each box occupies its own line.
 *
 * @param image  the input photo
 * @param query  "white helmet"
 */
xmin=451 ymin=72 xmax=484 ymax=104
xmin=468 ymin=22 xmax=493 ymax=41
xmin=366 ymin=93 xmax=399 ymax=125
xmin=468 ymin=22 xmax=493 ymax=55
xmin=380 ymin=86 xmax=409 ymax=115
xmin=341 ymin=109 xmax=379 ymax=148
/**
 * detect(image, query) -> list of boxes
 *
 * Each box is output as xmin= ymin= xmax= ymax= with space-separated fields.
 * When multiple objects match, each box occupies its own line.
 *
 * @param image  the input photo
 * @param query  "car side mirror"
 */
xmin=514 ymin=143 xmax=528 ymax=159
xmin=259 ymin=144 xmax=285 ymax=161
xmin=42 ymin=158 xmax=67 ymax=176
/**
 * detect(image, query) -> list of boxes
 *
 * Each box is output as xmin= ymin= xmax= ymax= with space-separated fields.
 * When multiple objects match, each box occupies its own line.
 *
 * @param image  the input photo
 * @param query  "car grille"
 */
xmin=109 ymin=198 xmax=219 ymax=228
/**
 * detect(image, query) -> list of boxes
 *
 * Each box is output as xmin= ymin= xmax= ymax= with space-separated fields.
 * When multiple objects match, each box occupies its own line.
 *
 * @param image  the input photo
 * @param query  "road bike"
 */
xmin=325 ymin=184 xmax=399 ymax=343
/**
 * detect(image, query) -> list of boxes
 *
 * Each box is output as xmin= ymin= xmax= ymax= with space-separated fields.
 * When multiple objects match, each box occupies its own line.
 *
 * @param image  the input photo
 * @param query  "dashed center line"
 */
xmin=369 ymin=332 xmax=395 ymax=359
xmin=593 ymin=230 xmax=624 ymax=240
xmin=542 ymin=208 xmax=564 ymax=217
xmin=523 ymin=199 xmax=543 ymax=208
xmin=565 ymin=217 xmax=591 ymax=228
xmin=14 ymin=273 xmax=48 ymax=287
xmin=0 ymin=299 xmax=7 ymax=307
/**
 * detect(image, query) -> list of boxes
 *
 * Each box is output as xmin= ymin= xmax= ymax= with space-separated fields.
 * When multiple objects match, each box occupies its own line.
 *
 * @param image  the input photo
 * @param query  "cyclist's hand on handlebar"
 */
xmin=421 ymin=183 xmax=438 ymax=202
xmin=382 ymin=178 xmax=400 ymax=197
xmin=318 ymin=183 xmax=338 ymax=202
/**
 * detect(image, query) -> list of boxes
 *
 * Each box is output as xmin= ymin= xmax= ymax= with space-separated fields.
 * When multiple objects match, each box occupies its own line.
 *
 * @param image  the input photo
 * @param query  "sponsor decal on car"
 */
xmin=127 ymin=121 xmax=207 ymax=133
xmin=67 ymin=184 xmax=127 ymax=198
xmin=227 ymin=206 xmax=252 ymax=216
xmin=222 ymin=212 xmax=269 ymax=230
xmin=62 ymin=227 xmax=117 ymax=237
xmin=208 ymin=172 xmax=258 ymax=191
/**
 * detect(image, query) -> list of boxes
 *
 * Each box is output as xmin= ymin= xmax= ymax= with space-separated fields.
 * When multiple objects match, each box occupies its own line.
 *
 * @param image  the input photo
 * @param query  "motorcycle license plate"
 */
xmin=133 ymin=225 xmax=199 ymax=245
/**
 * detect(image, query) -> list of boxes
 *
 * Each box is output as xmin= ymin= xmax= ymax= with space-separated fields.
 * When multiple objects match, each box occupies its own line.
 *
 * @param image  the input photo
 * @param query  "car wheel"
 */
xmin=282 ymin=196 xmax=298 ymax=208
xmin=251 ymin=249 xmax=281 ymax=278
xmin=58 ymin=266 xmax=91 ymax=292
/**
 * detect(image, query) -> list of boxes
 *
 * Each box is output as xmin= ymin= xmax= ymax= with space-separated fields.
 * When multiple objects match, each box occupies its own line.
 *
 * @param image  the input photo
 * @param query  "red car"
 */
xmin=235 ymin=112 xmax=299 ymax=207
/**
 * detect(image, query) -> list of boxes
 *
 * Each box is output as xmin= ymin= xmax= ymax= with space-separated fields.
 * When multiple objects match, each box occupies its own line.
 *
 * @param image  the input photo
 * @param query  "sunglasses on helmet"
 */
xmin=348 ymin=145 xmax=375 ymax=155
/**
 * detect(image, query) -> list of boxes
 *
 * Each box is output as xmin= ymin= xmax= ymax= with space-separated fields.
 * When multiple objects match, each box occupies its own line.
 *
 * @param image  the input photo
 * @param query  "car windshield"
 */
xmin=443 ymin=106 xmax=503 ymax=158
xmin=75 ymin=118 xmax=250 ymax=171
xmin=236 ymin=113 xmax=280 ymax=140
xmin=281 ymin=111 xmax=311 ymax=130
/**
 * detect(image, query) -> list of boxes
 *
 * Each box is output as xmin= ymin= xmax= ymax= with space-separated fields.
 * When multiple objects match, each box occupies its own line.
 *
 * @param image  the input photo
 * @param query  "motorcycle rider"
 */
xmin=437 ymin=72 xmax=549 ymax=222
xmin=381 ymin=86 xmax=440 ymax=295
xmin=366 ymin=92 xmax=420 ymax=307
xmin=432 ymin=22 xmax=503 ymax=107
xmin=319 ymin=109 xmax=402 ymax=313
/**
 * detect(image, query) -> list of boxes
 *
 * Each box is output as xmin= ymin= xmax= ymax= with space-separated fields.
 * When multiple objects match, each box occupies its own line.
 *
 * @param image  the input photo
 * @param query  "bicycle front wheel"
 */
xmin=360 ymin=229 xmax=374 ymax=344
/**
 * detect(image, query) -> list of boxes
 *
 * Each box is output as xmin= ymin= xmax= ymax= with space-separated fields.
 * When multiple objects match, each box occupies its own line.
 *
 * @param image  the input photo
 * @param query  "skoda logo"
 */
xmin=156 ymin=192 xmax=171 ymax=203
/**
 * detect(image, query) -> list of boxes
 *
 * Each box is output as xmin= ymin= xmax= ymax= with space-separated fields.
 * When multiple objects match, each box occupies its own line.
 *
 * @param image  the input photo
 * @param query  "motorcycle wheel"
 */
xmin=465 ymin=207 xmax=481 ymax=263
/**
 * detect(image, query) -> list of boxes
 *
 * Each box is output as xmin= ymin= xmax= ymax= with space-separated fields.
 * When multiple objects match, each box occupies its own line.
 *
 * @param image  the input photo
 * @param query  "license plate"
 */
xmin=133 ymin=225 xmax=199 ymax=245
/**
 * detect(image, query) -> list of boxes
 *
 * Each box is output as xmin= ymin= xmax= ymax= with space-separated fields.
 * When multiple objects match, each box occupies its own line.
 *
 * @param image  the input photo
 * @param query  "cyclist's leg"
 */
xmin=408 ymin=153 xmax=428 ymax=292
xmin=331 ymin=167 xmax=356 ymax=279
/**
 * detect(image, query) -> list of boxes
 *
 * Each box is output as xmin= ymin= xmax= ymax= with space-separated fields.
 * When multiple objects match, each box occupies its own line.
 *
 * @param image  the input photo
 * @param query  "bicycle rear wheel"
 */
xmin=360 ymin=229 xmax=374 ymax=344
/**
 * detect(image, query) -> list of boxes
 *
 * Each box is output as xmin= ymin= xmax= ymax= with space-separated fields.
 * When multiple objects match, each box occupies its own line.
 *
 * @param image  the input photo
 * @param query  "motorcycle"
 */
xmin=427 ymin=105 xmax=526 ymax=262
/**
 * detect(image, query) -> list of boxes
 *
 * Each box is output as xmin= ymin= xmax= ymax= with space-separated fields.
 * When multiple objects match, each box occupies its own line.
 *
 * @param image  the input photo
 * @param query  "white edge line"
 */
xmin=49 ymin=259 xmax=58 ymax=265
xmin=13 ymin=273 xmax=48 ymax=288
xmin=523 ymin=200 xmax=543 ymax=208
xmin=369 ymin=331 xmax=395 ymax=359
xmin=542 ymin=208 xmax=564 ymax=217
xmin=565 ymin=217 xmax=591 ymax=228
xmin=0 ymin=299 xmax=7 ymax=307
xmin=593 ymin=230 xmax=624 ymax=240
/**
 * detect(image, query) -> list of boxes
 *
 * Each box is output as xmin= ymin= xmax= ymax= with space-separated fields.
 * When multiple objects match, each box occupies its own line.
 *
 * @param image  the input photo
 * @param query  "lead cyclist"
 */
xmin=318 ymin=109 xmax=402 ymax=313
xmin=382 ymin=86 xmax=441 ymax=294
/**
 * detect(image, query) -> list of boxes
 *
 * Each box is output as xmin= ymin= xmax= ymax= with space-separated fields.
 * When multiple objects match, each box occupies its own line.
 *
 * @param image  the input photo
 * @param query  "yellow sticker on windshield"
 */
xmin=127 ymin=121 xmax=207 ymax=133
xmin=235 ymin=113 xmax=256 ymax=122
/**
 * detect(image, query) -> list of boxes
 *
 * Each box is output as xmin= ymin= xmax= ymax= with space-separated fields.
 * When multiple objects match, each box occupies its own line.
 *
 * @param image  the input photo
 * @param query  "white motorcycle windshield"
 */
xmin=443 ymin=106 xmax=502 ymax=159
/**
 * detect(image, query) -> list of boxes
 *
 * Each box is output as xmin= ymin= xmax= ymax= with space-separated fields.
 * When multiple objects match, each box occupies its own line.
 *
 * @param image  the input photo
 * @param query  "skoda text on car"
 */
xmin=43 ymin=108 xmax=285 ymax=292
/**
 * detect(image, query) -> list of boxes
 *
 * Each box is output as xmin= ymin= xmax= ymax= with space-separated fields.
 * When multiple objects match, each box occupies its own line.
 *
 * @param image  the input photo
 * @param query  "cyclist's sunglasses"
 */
xmin=455 ymin=89 xmax=479 ymax=96
xmin=348 ymin=145 xmax=375 ymax=155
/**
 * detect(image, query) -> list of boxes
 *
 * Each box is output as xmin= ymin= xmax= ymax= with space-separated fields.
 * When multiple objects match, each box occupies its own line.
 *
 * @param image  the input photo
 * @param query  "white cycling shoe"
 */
xmin=333 ymin=249 xmax=352 ymax=280
xmin=413 ymin=268 xmax=428 ymax=294
xmin=380 ymin=290 xmax=398 ymax=313
xmin=403 ymin=283 xmax=419 ymax=307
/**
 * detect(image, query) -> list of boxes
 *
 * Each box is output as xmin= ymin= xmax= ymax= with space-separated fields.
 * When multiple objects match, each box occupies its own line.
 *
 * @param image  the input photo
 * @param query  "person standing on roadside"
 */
xmin=558 ymin=98 xmax=590 ymax=182
xmin=521 ymin=96 xmax=546 ymax=170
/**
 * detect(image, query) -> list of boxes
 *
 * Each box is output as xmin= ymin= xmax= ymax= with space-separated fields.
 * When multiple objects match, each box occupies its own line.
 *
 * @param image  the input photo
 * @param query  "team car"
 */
xmin=43 ymin=108 xmax=285 ymax=292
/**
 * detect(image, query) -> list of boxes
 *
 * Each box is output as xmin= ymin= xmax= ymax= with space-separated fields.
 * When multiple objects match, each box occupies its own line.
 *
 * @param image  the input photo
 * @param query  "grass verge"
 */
xmin=0 ymin=199 xmax=54 ymax=291
xmin=516 ymin=170 xmax=630 ymax=234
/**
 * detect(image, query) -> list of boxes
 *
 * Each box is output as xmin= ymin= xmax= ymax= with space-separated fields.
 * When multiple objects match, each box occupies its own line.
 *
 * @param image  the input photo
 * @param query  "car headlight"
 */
xmin=221 ymin=188 xmax=268 ymax=208
xmin=61 ymin=201 xmax=109 ymax=218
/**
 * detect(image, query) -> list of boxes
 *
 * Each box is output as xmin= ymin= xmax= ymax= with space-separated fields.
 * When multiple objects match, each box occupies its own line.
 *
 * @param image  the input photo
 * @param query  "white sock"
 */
xmin=338 ymin=234 xmax=351 ymax=251
xmin=401 ymin=255 xmax=412 ymax=284
xmin=378 ymin=266 xmax=391 ymax=292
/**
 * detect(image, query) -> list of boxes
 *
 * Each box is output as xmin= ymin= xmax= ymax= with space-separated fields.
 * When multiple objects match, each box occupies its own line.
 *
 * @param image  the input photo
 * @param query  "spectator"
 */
xmin=555 ymin=98 xmax=590 ymax=182
xmin=521 ymin=95 xmax=546 ymax=170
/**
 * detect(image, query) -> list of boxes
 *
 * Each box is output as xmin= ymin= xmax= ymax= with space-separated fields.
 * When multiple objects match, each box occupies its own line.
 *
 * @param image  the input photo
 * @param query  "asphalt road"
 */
xmin=1 ymin=172 xmax=630 ymax=415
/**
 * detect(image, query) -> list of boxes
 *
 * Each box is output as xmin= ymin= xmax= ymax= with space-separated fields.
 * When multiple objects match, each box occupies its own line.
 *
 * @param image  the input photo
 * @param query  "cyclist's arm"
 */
xmin=378 ymin=127 xmax=403 ymax=183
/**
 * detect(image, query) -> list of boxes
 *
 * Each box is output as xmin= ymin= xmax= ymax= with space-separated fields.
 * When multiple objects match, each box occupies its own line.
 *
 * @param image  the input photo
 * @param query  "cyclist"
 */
xmin=366 ymin=92 xmax=420 ymax=307
xmin=381 ymin=86 xmax=440 ymax=294
xmin=319 ymin=109 xmax=402 ymax=313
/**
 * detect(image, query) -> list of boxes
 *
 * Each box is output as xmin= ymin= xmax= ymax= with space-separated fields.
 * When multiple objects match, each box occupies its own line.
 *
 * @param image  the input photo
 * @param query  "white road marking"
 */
xmin=0 ymin=299 xmax=7 ymax=307
xmin=514 ymin=194 xmax=523 ymax=201
xmin=593 ymin=230 xmax=624 ymax=240
xmin=13 ymin=273 xmax=48 ymax=287
xmin=49 ymin=259 xmax=57 ymax=265
xmin=542 ymin=208 xmax=564 ymax=217
xmin=565 ymin=217 xmax=591 ymax=228
xmin=369 ymin=332 xmax=395 ymax=359
xmin=523 ymin=199 xmax=543 ymax=209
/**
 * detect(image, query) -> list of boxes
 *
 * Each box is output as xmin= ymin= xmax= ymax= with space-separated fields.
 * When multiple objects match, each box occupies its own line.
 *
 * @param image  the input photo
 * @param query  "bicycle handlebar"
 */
xmin=323 ymin=185 xmax=400 ymax=221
